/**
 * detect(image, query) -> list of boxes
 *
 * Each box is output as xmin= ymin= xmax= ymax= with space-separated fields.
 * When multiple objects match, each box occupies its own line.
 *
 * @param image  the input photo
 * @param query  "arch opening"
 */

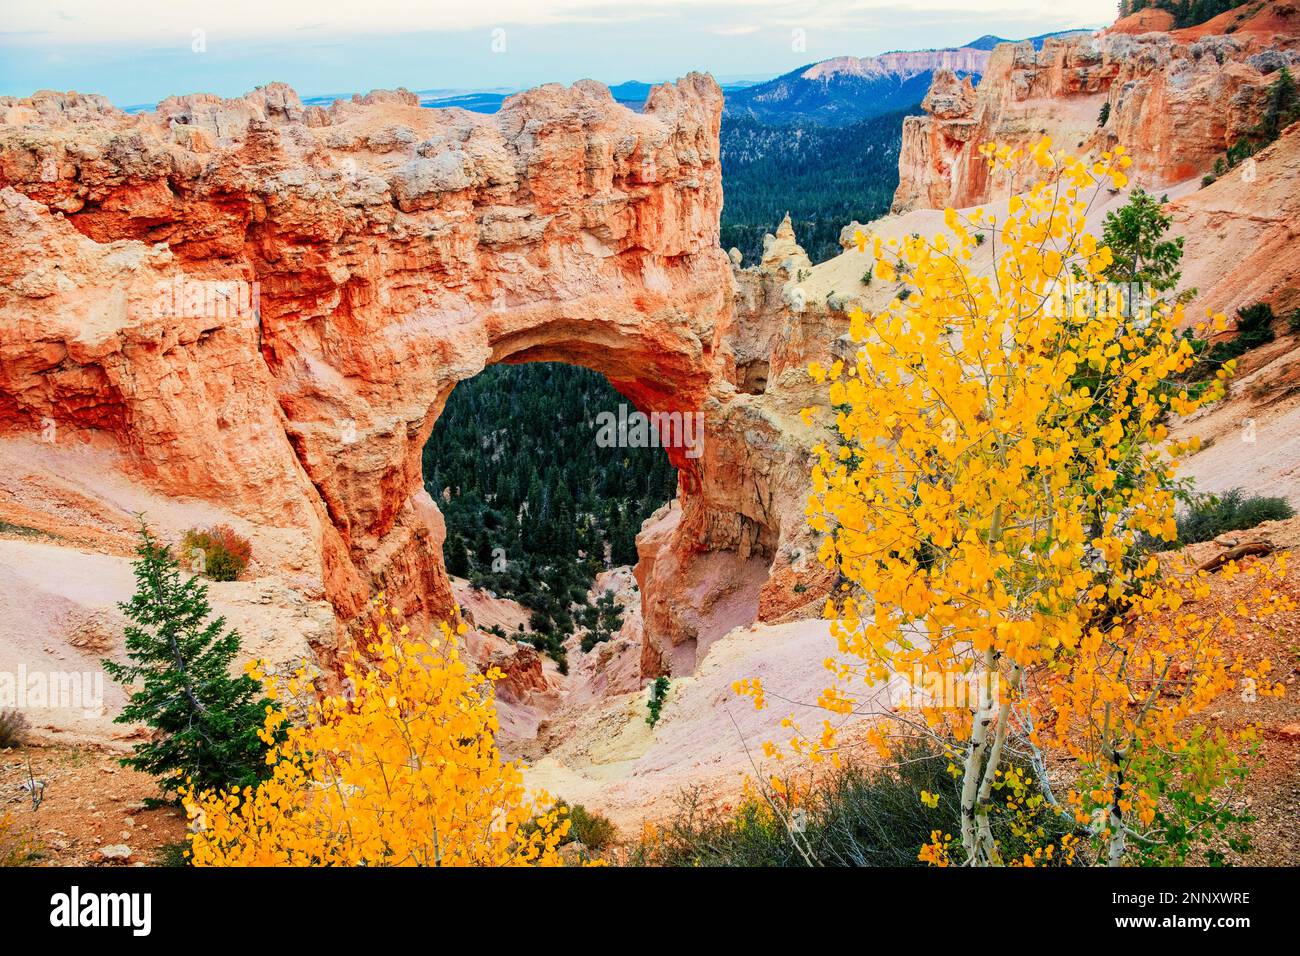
xmin=421 ymin=359 xmax=693 ymax=741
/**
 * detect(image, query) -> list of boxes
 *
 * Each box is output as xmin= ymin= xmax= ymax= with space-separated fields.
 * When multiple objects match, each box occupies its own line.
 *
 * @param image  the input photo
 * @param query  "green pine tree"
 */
xmin=474 ymin=529 xmax=493 ymax=567
xmin=445 ymin=530 xmax=470 ymax=576
xmin=1262 ymin=66 xmax=1298 ymax=141
xmin=580 ymin=589 xmax=625 ymax=652
xmin=523 ymin=473 xmax=546 ymax=553
xmin=103 ymin=523 xmax=278 ymax=800
xmin=552 ymin=482 xmax=577 ymax=557
xmin=1101 ymin=187 xmax=1183 ymax=293
xmin=611 ymin=506 xmax=640 ymax=565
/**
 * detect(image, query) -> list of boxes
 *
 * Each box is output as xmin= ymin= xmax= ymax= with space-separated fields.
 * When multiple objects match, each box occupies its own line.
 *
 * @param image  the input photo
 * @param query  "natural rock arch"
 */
xmin=0 ymin=77 xmax=831 ymax=677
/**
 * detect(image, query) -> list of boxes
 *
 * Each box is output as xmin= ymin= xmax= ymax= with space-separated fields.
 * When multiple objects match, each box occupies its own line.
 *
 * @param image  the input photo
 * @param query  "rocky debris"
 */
xmin=64 ymin=608 xmax=121 ymax=652
xmin=1199 ymin=540 xmax=1276 ymax=572
xmin=487 ymin=644 xmax=551 ymax=704
xmin=92 ymin=843 xmax=132 ymax=863
xmin=558 ymin=840 xmax=589 ymax=864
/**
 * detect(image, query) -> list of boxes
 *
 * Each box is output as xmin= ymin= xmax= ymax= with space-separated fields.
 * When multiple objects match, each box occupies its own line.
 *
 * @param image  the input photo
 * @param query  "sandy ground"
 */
xmin=0 ymin=434 xmax=338 ymax=747
xmin=521 ymin=616 xmax=894 ymax=832
xmin=1172 ymin=334 xmax=1300 ymax=508
xmin=0 ymin=536 xmax=335 ymax=746
xmin=0 ymin=436 xmax=320 ymax=579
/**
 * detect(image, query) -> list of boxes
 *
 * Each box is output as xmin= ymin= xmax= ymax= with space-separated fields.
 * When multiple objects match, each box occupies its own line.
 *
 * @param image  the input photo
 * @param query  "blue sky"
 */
xmin=1 ymin=0 xmax=1116 ymax=107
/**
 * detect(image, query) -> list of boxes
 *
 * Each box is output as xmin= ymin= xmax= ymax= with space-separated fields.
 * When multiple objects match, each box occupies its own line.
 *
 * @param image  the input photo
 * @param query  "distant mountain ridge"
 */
xmin=393 ymin=79 xmax=753 ymax=115
xmin=723 ymin=29 xmax=1094 ymax=126
xmin=962 ymin=29 xmax=1093 ymax=50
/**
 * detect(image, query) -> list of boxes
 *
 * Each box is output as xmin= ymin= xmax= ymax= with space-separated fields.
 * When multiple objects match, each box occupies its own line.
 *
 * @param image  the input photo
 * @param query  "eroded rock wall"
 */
xmin=0 ymin=77 xmax=837 ymax=679
xmin=894 ymin=9 xmax=1299 ymax=212
xmin=634 ymin=218 xmax=843 ymax=676
xmin=0 ymin=79 xmax=733 ymax=663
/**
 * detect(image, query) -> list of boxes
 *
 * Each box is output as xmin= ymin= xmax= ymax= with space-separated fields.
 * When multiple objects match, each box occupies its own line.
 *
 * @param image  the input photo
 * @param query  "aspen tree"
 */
xmin=739 ymin=141 xmax=1288 ymax=865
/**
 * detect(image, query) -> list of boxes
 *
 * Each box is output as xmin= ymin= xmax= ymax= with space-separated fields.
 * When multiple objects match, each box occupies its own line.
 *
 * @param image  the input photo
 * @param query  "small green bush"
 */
xmin=1235 ymin=302 xmax=1276 ymax=350
xmin=524 ymin=627 xmax=569 ymax=675
xmin=579 ymin=589 xmax=623 ymax=653
xmin=178 ymin=524 xmax=252 ymax=582
xmin=0 ymin=520 xmax=46 ymax=538
xmin=155 ymin=841 xmax=192 ymax=867
xmin=1176 ymin=489 xmax=1294 ymax=545
xmin=1185 ymin=302 xmax=1277 ymax=380
xmin=631 ymin=740 xmax=1077 ymax=867
xmin=558 ymin=801 xmax=618 ymax=851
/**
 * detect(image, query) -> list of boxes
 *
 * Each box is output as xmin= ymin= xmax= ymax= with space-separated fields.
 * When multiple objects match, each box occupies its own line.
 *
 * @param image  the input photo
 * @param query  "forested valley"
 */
xmin=720 ymin=108 xmax=916 ymax=264
xmin=423 ymin=362 xmax=677 ymax=668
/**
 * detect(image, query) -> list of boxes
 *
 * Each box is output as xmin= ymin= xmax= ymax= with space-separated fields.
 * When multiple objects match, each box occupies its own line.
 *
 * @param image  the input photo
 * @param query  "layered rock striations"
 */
xmin=724 ymin=45 xmax=992 ymax=125
xmin=800 ymin=47 xmax=990 ymax=83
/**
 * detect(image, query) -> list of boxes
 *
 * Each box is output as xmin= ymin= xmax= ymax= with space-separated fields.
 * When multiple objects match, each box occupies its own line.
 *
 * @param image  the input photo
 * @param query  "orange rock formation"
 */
xmin=0 ymin=78 xmax=826 ymax=677
xmin=893 ymin=4 xmax=1299 ymax=212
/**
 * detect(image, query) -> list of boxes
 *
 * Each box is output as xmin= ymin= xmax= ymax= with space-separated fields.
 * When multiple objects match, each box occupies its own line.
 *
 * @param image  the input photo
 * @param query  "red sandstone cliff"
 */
xmin=893 ymin=3 xmax=1299 ymax=212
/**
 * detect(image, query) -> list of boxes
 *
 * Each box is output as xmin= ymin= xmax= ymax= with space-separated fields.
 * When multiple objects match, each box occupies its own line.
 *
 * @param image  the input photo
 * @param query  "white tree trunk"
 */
xmin=1107 ymin=806 xmax=1127 ymax=866
xmin=960 ymin=650 xmax=1000 ymax=864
